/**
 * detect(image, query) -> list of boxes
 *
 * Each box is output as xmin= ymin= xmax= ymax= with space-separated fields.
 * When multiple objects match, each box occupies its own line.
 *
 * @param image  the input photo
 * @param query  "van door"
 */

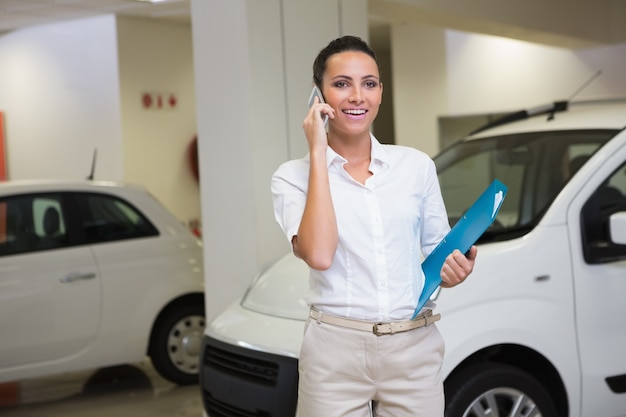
xmin=568 ymin=138 xmax=626 ymax=416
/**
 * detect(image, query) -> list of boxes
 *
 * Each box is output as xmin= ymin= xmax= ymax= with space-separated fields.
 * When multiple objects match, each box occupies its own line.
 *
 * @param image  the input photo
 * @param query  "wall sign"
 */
xmin=141 ymin=92 xmax=178 ymax=110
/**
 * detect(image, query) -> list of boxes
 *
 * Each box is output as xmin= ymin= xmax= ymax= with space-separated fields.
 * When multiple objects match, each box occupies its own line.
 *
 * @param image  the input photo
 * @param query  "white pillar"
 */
xmin=191 ymin=0 xmax=258 ymax=320
xmin=391 ymin=24 xmax=448 ymax=156
xmin=191 ymin=0 xmax=368 ymax=320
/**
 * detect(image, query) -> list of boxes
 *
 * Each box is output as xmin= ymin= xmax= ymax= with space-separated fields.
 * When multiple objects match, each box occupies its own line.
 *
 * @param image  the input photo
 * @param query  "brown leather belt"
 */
xmin=309 ymin=308 xmax=441 ymax=336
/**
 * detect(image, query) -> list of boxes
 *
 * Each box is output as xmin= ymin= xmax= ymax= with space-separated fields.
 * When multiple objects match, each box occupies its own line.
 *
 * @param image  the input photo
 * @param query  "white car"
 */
xmin=200 ymin=98 xmax=626 ymax=416
xmin=0 ymin=180 xmax=204 ymax=385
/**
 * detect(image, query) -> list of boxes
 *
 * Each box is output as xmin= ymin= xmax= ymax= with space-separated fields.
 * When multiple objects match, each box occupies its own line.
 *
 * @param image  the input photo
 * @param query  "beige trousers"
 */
xmin=296 ymin=318 xmax=445 ymax=417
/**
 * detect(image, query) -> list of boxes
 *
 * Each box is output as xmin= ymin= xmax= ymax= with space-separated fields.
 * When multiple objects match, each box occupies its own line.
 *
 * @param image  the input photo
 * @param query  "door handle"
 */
xmin=60 ymin=272 xmax=97 ymax=283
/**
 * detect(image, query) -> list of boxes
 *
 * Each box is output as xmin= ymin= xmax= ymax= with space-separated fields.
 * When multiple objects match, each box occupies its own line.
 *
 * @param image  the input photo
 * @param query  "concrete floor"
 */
xmin=0 ymin=361 xmax=203 ymax=417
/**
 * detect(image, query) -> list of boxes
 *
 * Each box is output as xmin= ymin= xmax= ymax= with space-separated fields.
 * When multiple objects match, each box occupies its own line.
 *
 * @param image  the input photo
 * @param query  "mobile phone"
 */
xmin=307 ymin=85 xmax=328 ymax=127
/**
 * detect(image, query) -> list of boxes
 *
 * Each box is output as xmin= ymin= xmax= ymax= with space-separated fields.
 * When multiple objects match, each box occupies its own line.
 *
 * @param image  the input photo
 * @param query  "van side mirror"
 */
xmin=609 ymin=212 xmax=626 ymax=244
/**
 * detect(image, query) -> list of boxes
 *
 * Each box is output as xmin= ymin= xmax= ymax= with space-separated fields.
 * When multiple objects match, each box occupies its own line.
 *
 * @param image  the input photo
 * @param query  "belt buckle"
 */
xmin=373 ymin=322 xmax=386 ymax=336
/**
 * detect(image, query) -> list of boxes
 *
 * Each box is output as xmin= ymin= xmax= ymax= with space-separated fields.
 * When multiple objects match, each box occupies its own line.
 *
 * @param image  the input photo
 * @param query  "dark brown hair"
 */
xmin=312 ymin=35 xmax=380 ymax=88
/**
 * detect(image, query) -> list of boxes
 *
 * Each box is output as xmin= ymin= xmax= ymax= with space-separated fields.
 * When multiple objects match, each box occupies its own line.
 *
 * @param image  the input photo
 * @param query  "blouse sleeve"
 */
xmin=420 ymin=158 xmax=451 ymax=257
xmin=271 ymin=160 xmax=308 ymax=244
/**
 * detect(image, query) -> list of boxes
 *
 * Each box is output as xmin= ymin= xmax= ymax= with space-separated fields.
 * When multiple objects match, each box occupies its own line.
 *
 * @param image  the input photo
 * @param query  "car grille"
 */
xmin=203 ymin=393 xmax=270 ymax=417
xmin=204 ymin=344 xmax=279 ymax=386
xmin=201 ymin=335 xmax=298 ymax=417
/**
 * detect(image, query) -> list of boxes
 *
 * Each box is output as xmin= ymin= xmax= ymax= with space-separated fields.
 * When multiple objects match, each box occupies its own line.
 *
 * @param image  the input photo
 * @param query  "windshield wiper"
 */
xmin=470 ymin=101 xmax=568 ymax=135
xmin=469 ymin=70 xmax=602 ymax=135
xmin=478 ymin=225 xmax=533 ymax=243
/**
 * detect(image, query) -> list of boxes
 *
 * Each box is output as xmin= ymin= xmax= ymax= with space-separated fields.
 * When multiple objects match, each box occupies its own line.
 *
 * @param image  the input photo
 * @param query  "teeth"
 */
xmin=344 ymin=109 xmax=366 ymax=115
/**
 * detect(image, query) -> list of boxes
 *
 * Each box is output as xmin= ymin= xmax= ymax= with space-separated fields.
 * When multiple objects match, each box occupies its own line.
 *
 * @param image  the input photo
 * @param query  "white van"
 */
xmin=200 ymin=98 xmax=626 ymax=417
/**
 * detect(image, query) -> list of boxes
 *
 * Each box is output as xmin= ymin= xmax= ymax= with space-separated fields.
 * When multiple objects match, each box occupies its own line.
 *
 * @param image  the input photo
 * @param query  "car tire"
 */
xmin=444 ymin=362 xmax=559 ymax=417
xmin=149 ymin=302 xmax=205 ymax=385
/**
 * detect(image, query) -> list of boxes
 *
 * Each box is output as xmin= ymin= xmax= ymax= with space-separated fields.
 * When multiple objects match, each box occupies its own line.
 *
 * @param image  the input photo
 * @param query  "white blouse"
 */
xmin=271 ymin=135 xmax=450 ymax=321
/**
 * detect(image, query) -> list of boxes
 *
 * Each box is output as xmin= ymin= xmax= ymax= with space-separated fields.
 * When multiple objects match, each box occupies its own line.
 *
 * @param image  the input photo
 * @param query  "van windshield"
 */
xmin=434 ymin=130 xmax=616 ymax=242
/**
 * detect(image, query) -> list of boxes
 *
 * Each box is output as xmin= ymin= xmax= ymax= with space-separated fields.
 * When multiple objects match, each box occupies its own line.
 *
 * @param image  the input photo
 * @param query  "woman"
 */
xmin=271 ymin=35 xmax=477 ymax=417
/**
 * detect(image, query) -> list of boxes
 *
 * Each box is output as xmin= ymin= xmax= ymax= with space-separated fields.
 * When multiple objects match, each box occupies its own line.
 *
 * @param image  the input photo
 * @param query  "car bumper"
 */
xmin=200 ymin=302 xmax=304 ymax=416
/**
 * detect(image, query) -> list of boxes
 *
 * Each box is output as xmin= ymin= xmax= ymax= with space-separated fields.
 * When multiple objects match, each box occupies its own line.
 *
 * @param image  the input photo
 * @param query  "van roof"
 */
xmin=467 ymin=98 xmax=626 ymax=139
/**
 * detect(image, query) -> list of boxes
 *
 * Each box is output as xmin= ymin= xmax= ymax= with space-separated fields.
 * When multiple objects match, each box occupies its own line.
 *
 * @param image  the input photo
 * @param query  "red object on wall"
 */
xmin=0 ymin=112 xmax=6 ymax=181
xmin=142 ymin=92 xmax=177 ymax=110
xmin=142 ymin=93 xmax=153 ymax=109
xmin=188 ymin=136 xmax=199 ymax=182
xmin=0 ymin=381 xmax=19 ymax=407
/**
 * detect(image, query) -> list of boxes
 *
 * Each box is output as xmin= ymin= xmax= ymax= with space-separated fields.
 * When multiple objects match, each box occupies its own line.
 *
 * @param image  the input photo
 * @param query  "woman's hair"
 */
xmin=312 ymin=35 xmax=379 ymax=88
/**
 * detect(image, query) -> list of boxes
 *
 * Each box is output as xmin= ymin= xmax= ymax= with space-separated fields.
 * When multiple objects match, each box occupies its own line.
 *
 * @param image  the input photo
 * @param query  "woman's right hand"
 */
xmin=296 ymin=95 xmax=339 ymax=270
xmin=303 ymin=96 xmax=333 ymax=152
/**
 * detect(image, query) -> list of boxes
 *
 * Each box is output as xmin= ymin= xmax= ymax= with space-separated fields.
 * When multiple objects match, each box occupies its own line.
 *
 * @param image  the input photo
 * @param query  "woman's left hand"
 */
xmin=440 ymin=245 xmax=477 ymax=288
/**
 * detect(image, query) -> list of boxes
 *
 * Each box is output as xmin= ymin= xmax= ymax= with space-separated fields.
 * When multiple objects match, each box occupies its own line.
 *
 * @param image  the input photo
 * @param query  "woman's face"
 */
xmin=321 ymin=51 xmax=382 ymax=135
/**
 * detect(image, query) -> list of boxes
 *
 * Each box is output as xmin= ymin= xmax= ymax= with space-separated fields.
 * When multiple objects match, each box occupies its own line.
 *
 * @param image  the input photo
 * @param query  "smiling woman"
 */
xmin=270 ymin=35 xmax=476 ymax=417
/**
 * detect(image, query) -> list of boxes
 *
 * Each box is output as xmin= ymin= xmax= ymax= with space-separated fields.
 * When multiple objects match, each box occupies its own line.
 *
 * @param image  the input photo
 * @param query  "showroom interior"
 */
xmin=1 ymin=0 xmax=625 ymax=416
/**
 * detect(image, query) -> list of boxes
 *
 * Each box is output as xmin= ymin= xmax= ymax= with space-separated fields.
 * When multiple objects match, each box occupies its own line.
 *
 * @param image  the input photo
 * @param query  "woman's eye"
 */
xmin=365 ymin=81 xmax=378 ymax=88
xmin=334 ymin=81 xmax=347 ymax=88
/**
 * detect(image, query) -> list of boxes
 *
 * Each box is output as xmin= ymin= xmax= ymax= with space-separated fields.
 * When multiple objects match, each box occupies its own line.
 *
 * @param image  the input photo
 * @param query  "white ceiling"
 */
xmin=1 ymin=0 xmax=624 ymax=50
xmin=369 ymin=0 xmax=626 ymax=49
xmin=0 ymin=0 xmax=192 ymax=32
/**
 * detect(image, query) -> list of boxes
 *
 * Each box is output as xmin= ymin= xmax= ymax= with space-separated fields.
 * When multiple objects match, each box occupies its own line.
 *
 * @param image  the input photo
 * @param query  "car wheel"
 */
xmin=149 ymin=303 xmax=205 ymax=385
xmin=445 ymin=362 xmax=559 ymax=417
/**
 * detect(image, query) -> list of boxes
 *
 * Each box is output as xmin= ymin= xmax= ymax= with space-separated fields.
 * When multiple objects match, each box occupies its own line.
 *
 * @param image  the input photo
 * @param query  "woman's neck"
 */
xmin=327 ymin=131 xmax=371 ymax=163
xmin=328 ymin=132 xmax=373 ymax=184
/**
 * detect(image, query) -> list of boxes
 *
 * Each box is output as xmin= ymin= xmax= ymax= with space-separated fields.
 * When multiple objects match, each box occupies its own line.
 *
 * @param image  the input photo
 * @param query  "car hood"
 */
xmin=240 ymin=253 xmax=310 ymax=321
xmin=207 ymin=301 xmax=306 ymax=358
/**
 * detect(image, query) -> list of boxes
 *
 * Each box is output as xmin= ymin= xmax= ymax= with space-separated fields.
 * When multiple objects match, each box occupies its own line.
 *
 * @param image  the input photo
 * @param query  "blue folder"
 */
xmin=412 ymin=179 xmax=508 ymax=319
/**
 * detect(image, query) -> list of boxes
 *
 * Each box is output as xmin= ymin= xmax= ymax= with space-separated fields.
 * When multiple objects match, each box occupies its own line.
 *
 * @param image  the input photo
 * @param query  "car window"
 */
xmin=435 ymin=130 xmax=615 ymax=242
xmin=0 ymin=194 xmax=68 ymax=256
xmin=581 ymin=160 xmax=626 ymax=263
xmin=76 ymin=193 xmax=158 ymax=244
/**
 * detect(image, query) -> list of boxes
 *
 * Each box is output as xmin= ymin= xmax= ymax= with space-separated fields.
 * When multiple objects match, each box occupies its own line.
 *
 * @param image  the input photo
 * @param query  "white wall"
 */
xmin=390 ymin=25 xmax=626 ymax=156
xmin=0 ymin=15 xmax=200 ymax=226
xmin=445 ymin=30 xmax=603 ymax=114
xmin=116 ymin=17 xmax=200 ymax=227
xmin=0 ymin=15 xmax=123 ymax=180
xmin=391 ymin=24 xmax=447 ymax=155
xmin=576 ymin=43 xmax=626 ymax=96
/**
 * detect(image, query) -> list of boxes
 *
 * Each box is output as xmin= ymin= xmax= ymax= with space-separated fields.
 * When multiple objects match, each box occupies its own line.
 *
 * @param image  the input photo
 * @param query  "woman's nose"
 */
xmin=349 ymin=88 xmax=363 ymax=103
